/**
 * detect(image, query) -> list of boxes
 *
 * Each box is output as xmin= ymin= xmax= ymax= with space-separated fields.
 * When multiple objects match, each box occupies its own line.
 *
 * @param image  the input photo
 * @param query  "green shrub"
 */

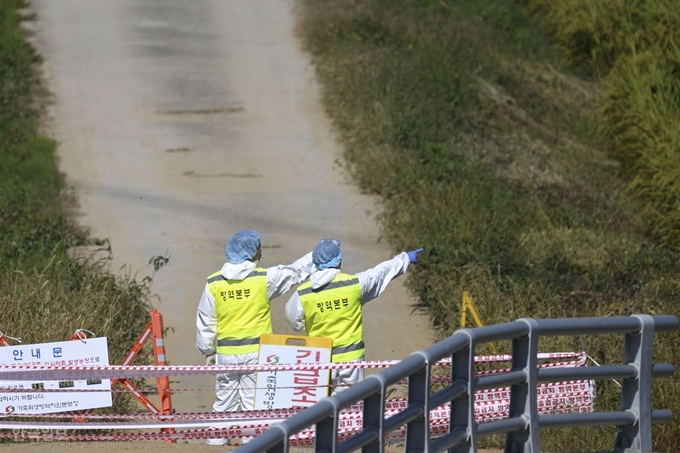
xmin=526 ymin=0 xmax=680 ymax=258
xmin=601 ymin=43 xmax=680 ymax=248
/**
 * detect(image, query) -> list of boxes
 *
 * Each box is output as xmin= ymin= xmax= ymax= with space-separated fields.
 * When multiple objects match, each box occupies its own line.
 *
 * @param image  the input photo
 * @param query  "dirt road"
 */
xmin=23 ymin=0 xmax=433 ymax=450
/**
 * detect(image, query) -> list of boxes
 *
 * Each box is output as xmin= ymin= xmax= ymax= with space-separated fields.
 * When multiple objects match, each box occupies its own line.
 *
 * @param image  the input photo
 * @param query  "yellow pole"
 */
xmin=461 ymin=291 xmax=497 ymax=354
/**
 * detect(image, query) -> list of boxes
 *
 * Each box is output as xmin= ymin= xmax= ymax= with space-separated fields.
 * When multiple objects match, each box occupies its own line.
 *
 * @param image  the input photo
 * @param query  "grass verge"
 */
xmin=0 ymin=0 xmax=154 ymax=418
xmin=296 ymin=0 xmax=679 ymax=451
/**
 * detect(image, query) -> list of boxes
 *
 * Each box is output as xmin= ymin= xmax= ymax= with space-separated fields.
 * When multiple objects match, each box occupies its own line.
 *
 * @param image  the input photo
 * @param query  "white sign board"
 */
xmin=255 ymin=335 xmax=332 ymax=410
xmin=0 ymin=337 xmax=112 ymax=414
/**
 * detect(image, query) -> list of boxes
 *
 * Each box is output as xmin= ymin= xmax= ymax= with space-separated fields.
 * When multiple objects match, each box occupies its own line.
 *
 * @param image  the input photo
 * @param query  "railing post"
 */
xmin=315 ymin=399 xmax=339 ymax=453
xmin=614 ymin=314 xmax=655 ymax=452
xmin=505 ymin=318 xmax=539 ymax=453
xmin=362 ymin=375 xmax=386 ymax=453
xmin=405 ymin=354 xmax=431 ymax=453
xmin=450 ymin=330 xmax=475 ymax=453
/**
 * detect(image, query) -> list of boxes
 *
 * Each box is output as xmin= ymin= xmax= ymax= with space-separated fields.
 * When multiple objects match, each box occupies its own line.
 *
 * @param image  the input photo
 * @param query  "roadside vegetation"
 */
xmin=526 ymin=0 xmax=680 ymax=250
xmin=0 ymin=0 xmax=153 ymax=415
xmin=2 ymin=0 xmax=678 ymax=448
xmin=296 ymin=0 xmax=679 ymax=451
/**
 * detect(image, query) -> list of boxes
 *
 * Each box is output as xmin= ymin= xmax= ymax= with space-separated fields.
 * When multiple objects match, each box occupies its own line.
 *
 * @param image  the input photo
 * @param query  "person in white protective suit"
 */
xmin=284 ymin=239 xmax=424 ymax=395
xmin=195 ymin=230 xmax=314 ymax=446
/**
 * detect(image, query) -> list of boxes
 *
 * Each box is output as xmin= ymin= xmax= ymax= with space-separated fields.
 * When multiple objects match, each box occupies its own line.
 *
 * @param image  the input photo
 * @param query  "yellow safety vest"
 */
xmin=207 ymin=268 xmax=270 ymax=355
xmin=297 ymin=272 xmax=365 ymax=362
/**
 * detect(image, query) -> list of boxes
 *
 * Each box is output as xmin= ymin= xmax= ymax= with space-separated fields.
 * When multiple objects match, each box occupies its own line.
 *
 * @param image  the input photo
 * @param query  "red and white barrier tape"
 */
xmin=0 ymin=352 xmax=594 ymax=442
xmin=0 ymin=394 xmax=594 ymax=442
xmin=0 ymin=383 xmax=594 ymax=424
xmin=0 ymin=353 xmax=586 ymax=381
xmin=0 ymin=366 xmax=586 ymax=394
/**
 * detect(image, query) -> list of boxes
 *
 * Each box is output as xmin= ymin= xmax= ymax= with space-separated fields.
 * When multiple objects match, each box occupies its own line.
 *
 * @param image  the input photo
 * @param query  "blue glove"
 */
xmin=407 ymin=248 xmax=424 ymax=264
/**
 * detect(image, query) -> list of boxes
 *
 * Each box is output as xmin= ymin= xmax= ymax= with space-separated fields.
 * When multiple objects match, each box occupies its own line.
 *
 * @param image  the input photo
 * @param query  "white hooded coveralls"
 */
xmin=284 ymin=252 xmax=410 ymax=394
xmin=196 ymin=252 xmax=313 ymax=415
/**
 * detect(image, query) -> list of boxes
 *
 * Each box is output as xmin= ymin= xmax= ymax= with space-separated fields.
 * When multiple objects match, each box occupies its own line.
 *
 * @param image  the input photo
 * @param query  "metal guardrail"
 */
xmin=237 ymin=314 xmax=678 ymax=453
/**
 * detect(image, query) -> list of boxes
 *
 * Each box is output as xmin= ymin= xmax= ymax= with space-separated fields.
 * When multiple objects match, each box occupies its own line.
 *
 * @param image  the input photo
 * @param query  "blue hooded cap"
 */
xmin=225 ymin=230 xmax=261 ymax=264
xmin=312 ymin=239 xmax=342 ymax=270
